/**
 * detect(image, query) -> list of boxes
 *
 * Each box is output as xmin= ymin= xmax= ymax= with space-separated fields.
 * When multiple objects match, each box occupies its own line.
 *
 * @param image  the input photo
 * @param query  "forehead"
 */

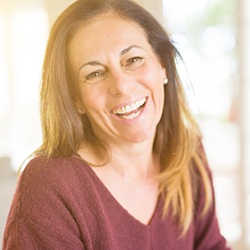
xmin=68 ymin=13 xmax=150 ymax=57
xmin=77 ymin=12 xmax=147 ymax=38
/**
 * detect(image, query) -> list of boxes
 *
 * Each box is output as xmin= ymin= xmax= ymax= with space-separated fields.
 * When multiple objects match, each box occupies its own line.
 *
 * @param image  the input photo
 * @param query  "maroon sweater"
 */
xmin=3 ymin=156 xmax=231 ymax=249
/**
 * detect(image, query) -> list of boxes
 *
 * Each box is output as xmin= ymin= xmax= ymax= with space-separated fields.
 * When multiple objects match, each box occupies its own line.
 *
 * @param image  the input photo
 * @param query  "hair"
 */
xmin=37 ymin=0 xmax=212 ymax=236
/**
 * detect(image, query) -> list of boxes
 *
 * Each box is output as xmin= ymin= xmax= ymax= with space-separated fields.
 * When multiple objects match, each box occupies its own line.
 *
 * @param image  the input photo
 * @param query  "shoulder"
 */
xmin=22 ymin=155 xmax=86 ymax=172
xmin=21 ymin=155 xmax=90 ymax=182
xmin=11 ymin=155 xmax=101 ymax=222
xmin=17 ymin=155 xmax=95 ymax=201
xmin=4 ymin=156 xmax=93 ymax=248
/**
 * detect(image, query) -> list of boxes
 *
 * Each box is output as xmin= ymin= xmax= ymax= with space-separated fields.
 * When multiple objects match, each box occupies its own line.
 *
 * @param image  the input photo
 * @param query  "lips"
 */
xmin=112 ymin=97 xmax=147 ymax=120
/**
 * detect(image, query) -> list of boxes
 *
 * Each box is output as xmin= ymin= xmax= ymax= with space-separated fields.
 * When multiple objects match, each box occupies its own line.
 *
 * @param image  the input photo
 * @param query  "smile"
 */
xmin=112 ymin=97 xmax=147 ymax=120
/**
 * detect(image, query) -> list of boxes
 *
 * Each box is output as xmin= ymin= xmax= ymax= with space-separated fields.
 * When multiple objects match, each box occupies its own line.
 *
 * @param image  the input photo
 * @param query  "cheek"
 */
xmin=78 ymin=89 xmax=96 ymax=111
xmin=139 ymin=66 xmax=164 ymax=93
xmin=144 ymin=66 xmax=165 ymax=107
xmin=138 ymin=60 xmax=164 ymax=82
xmin=79 ymin=88 xmax=107 ymax=114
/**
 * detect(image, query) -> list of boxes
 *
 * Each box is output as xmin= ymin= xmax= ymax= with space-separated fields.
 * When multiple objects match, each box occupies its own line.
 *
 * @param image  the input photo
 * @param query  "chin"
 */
xmin=125 ymin=128 xmax=156 ymax=143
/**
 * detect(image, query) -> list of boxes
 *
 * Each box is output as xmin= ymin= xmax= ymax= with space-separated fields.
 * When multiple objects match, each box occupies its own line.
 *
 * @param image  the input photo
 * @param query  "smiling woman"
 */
xmin=2 ymin=0 xmax=231 ymax=249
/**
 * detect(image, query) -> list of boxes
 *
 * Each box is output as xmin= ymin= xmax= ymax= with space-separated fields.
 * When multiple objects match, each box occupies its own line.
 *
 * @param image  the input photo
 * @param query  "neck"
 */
xmin=78 ymin=135 xmax=159 ymax=181
xmin=109 ymin=140 xmax=156 ymax=178
xmin=99 ymin=131 xmax=161 ymax=183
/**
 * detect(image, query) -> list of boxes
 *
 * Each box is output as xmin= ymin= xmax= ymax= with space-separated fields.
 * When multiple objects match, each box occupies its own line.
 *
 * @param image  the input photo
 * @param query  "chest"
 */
xmin=95 ymin=170 xmax=161 ymax=225
xmin=78 ymin=194 xmax=195 ymax=250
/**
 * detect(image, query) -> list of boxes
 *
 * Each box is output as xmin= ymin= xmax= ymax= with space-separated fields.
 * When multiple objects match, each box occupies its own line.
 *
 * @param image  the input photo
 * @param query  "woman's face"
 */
xmin=68 ymin=13 xmax=166 ymax=147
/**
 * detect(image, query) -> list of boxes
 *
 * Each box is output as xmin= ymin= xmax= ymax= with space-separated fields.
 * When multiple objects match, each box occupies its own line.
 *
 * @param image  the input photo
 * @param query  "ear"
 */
xmin=160 ymin=66 xmax=168 ymax=83
xmin=77 ymin=107 xmax=85 ymax=115
xmin=161 ymin=66 xmax=167 ymax=79
xmin=74 ymin=98 xmax=86 ymax=115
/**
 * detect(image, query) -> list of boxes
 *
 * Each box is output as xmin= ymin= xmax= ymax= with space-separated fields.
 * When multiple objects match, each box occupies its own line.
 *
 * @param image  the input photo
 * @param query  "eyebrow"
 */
xmin=78 ymin=45 xmax=145 ymax=73
xmin=120 ymin=45 xmax=144 ymax=56
xmin=78 ymin=61 xmax=104 ymax=74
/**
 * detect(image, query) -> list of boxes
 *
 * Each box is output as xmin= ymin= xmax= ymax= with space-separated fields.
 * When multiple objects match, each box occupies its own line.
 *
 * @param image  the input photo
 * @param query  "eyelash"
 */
xmin=127 ymin=56 xmax=143 ymax=64
xmin=124 ymin=56 xmax=144 ymax=67
xmin=85 ymin=71 xmax=105 ymax=80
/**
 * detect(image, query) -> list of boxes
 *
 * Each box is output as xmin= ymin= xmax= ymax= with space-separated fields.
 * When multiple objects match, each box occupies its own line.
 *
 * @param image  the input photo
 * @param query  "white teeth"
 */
xmin=121 ymin=111 xmax=141 ymax=120
xmin=113 ymin=97 xmax=146 ymax=115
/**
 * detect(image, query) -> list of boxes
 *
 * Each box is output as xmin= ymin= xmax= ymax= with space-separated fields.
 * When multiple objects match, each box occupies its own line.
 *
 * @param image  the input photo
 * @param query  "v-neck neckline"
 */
xmin=77 ymin=157 xmax=161 ymax=228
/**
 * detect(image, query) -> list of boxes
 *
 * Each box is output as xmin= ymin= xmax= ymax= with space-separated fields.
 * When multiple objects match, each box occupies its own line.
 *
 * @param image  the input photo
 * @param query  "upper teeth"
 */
xmin=113 ymin=97 xmax=146 ymax=115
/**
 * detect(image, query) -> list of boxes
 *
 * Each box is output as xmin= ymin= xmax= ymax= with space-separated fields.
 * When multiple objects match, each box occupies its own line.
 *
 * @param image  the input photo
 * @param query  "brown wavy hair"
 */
xmin=37 ymin=0 xmax=212 ymax=235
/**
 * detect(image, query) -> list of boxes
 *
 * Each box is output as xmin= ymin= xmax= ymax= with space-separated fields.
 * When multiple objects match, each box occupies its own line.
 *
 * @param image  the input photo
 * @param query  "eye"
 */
xmin=127 ymin=57 xmax=143 ymax=65
xmin=81 ymin=70 xmax=107 ymax=85
xmin=86 ymin=71 xmax=103 ymax=80
xmin=123 ymin=56 xmax=145 ymax=71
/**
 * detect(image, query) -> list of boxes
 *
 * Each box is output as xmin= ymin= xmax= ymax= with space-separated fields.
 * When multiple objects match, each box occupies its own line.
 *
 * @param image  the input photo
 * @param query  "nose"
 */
xmin=108 ymin=68 xmax=135 ymax=96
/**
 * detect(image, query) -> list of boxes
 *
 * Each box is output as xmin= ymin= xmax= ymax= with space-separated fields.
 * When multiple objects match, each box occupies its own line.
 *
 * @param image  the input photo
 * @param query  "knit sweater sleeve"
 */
xmin=2 ymin=157 xmax=86 ymax=250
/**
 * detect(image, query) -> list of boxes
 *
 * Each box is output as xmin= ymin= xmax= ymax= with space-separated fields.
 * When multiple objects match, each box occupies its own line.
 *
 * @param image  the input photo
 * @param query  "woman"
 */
xmin=3 ymin=0 xmax=231 ymax=249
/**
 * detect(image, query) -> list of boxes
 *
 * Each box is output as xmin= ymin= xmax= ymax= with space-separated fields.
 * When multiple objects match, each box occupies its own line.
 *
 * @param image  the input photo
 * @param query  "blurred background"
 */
xmin=0 ymin=0 xmax=249 ymax=249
